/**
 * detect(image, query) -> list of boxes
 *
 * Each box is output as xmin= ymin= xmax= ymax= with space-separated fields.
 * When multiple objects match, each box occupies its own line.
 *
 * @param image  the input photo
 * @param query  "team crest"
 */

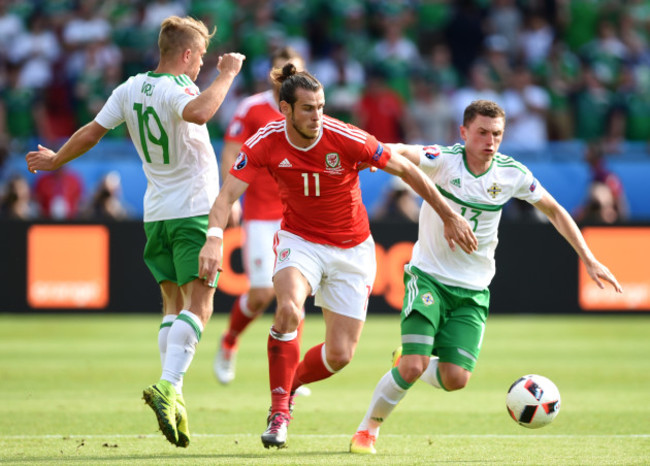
xmin=487 ymin=182 xmax=502 ymax=199
xmin=421 ymin=292 xmax=434 ymax=306
xmin=278 ymin=248 xmax=291 ymax=262
xmin=326 ymin=152 xmax=341 ymax=168
xmin=234 ymin=152 xmax=247 ymax=170
xmin=423 ymin=145 xmax=441 ymax=159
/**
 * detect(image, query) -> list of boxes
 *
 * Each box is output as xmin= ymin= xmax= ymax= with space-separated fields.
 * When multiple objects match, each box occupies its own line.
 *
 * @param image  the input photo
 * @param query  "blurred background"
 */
xmin=0 ymin=0 xmax=648 ymax=314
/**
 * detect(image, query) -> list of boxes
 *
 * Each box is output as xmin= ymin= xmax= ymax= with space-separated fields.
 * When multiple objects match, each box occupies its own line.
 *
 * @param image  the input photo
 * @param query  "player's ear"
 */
xmin=279 ymin=101 xmax=291 ymax=116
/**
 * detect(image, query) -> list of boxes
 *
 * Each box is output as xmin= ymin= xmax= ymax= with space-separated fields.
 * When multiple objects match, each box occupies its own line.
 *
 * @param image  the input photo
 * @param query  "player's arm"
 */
xmin=220 ymin=140 xmax=243 ymax=225
xmin=533 ymin=191 xmax=623 ymax=293
xmin=382 ymin=151 xmax=478 ymax=254
xmin=198 ymin=174 xmax=249 ymax=285
xmin=385 ymin=143 xmax=422 ymax=165
xmin=26 ymin=121 xmax=109 ymax=173
xmin=182 ymin=53 xmax=245 ymax=124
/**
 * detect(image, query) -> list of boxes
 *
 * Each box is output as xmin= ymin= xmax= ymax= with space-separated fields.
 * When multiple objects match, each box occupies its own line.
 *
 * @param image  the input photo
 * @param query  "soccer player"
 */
xmin=213 ymin=46 xmax=310 ymax=392
xmin=25 ymin=16 xmax=245 ymax=448
xmin=198 ymin=64 xmax=478 ymax=449
xmin=349 ymin=100 xmax=623 ymax=454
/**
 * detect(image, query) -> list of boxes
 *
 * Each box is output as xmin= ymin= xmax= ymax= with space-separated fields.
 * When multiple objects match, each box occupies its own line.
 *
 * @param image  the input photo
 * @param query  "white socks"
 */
xmin=161 ymin=310 xmax=203 ymax=393
xmin=356 ymin=369 xmax=408 ymax=437
xmin=158 ymin=314 xmax=176 ymax=367
xmin=419 ymin=356 xmax=442 ymax=389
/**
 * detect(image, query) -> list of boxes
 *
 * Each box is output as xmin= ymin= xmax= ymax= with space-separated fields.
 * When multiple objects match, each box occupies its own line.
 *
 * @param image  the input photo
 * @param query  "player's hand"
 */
xmin=584 ymin=259 xmax=623 ymax=293
xmin=217 ymin=53 xmax=246 ymax=77
xmin=198 ymin=238 xmax=224 ymax=287
xmin=25 ymin=144 xmax=57 ymax=174
xmin=356 ymin=162 xmax=377 ymax=172
xmin=443 ymin=211 xmax=478 ymax=254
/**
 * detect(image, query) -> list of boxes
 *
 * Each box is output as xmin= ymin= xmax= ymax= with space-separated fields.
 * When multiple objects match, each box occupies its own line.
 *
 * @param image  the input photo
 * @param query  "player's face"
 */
xmin=185 ymin=43 xmax=206 ymax=81
xmin=285 ymin=87 xmax=325 ymax=144
xmin=460 ymin=115 xmax=505 ymax=162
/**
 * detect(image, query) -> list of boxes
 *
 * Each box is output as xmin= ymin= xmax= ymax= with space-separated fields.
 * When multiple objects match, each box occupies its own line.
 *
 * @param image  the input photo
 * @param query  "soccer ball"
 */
xmin=506 ymin=374 xmax=561 ymax=429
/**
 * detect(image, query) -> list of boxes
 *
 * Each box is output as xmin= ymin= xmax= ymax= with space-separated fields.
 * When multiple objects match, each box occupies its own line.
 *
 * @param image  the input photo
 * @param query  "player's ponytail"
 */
xmin=270 ymin=64 xmax=321 ymax=107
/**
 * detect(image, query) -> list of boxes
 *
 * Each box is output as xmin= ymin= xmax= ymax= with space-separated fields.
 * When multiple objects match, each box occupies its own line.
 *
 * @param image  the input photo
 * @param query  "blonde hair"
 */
xmin=158 ymin=16 xmax=215 ymax=58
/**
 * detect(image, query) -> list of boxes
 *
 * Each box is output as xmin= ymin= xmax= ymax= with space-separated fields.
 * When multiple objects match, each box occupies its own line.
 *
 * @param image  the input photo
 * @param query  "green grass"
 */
xmin=0 ymin=313 xmax=649 ymax=465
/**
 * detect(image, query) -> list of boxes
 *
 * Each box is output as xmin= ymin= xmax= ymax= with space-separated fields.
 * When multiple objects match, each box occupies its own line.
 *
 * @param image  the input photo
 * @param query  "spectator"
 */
xmin=7 ymin=10 xmax=61 ymax=90
xmin=582 ymin=141 xmax=629 ymax=220
xmin=445 ymin=0 xmax=485 ymax=77
xmin=501 ymin=65 xmax=550 ymax=153
xmin=518 ymin=10 xmax=554 ymax=67
xmin=406 ymin=74 xmax=455 ymax=146
xmin=484 ymin=0 xmax=522 ymax=62
xmin=33 ymin=166 xmax=84 ymax=219
xmin=356 ymin=66 xmax=407 ymax=143
xmin=82 ymin=171 xmax=130 ymax=220
xmin=573 ymin=65 xmax=616 ymax=142
xmin=450 ymin=62 xmax=502 ymax=128
xmin=576 ymin=181 xmax=621 ymax=224
xmin=0 ymin=174 xmax=37 ymax=219
xmin=372 ymin=176 xmax=421 ymax=223
xmin=579 ymin=19 xmax=628 ymax=88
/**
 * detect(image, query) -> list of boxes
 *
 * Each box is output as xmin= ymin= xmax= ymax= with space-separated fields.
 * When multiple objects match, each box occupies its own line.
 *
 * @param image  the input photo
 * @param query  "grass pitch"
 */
xmin=0 ymin=312 xmax=648 ymax=465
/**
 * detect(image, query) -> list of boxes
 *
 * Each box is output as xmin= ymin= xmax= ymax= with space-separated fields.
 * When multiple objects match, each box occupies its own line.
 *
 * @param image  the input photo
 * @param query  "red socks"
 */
xmin=291 ymin=342 xmax=335 ymax=392
xmin=223 ymin=296 xmax=255 ymax=347
xmin=268 ymin=327 xmax=301 ymax=415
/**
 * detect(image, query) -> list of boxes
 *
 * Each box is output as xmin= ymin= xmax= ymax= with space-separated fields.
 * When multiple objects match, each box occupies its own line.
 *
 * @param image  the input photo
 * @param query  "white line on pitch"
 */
xmin=2 ymin=434 xmax=649 ymax=440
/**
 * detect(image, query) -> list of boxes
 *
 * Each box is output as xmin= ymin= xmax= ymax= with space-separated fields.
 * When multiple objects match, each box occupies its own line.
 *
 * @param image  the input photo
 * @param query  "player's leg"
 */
xmin=291 ymin=235 xmax=375 ymax=395
xmin=142 ymin=221 xmax=181 ymax=445
xmin=420 ymin=287 xmax=489 ymax=391
xmin=351 ymin=265 xmax=440 ymax=454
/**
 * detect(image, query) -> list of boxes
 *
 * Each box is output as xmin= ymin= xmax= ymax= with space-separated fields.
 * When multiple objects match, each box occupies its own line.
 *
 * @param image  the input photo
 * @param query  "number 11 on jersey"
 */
xmin=302 ymin=172 xmax=320 ymax=196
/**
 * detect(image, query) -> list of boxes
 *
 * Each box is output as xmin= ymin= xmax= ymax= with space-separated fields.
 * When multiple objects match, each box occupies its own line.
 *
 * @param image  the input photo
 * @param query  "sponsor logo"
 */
xmin=271 ymin=386 xmax=287 ymax=395
xmin=529 ymin=179 xmax=537 ymax=192
xmin=325 ymin=152 xmax=340 ymax=168
xmin=487 ymin=182 xmax=502 ymax=199
xmin=278 ymin=248 xmax=291 ymax=262
xmin=423 ymin=145 xmax=441 ymax=159
xmin=372 ymin=144 xmax=384 ymax=162
xmin=234 ymin=152 xmax=247 ymax=170
xmin=278 ymin=158 xmax=292 ymax=168
xmin=451 ymin=178 xmax=461 ymax=188
xmin=421 ymin=292 xmax=434 ymax=306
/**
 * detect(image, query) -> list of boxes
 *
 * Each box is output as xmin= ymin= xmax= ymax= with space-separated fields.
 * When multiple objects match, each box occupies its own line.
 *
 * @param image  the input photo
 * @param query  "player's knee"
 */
xmin=324 ymin=346 xmax=354 ymax=372
xmin=399 ymin=356 xmax=428 ymax=384
xmin=273 ymin=301 xmax=302 ymax=333
xmin=440 ymin=368 xmax=471 ymax=391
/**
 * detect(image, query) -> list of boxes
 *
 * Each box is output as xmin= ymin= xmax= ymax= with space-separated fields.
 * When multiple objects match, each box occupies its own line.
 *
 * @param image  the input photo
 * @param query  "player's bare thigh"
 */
xmin=322 ymin=308 xmax=364 ymax=371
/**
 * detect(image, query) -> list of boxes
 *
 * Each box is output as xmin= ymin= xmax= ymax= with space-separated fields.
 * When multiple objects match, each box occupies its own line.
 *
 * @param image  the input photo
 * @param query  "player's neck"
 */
xmin=154 ymin=59 xmax=184 ymax=77
xmin=465 ymin=152 xmax=493 ymax=176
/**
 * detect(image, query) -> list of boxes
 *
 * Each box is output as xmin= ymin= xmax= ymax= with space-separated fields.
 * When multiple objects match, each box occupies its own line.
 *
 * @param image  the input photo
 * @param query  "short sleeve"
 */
xmin=94 ymin=83 xmax=126 ymax=129
xmin=513 ymin=167 xmax=546 ymax=204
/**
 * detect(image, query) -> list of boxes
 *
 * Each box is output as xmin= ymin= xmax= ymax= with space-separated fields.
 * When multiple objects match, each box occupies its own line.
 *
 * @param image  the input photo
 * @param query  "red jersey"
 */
xmin=224 ymin=90 xmax=283 ymax=220
xmin=230 ymin=115 xmax=392 ymax=248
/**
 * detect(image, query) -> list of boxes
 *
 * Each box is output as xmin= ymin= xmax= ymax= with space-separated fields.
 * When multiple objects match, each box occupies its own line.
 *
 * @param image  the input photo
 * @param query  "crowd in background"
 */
xmin=0 ymin=0 xmax=647 ymax=223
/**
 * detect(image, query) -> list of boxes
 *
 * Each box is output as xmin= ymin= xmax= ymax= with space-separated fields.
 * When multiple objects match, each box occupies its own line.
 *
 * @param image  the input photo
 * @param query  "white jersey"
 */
xmin=411 ymin=143 xmax=546 ymax=290
xmin=95 ymin=71 xmax=219 ymax=222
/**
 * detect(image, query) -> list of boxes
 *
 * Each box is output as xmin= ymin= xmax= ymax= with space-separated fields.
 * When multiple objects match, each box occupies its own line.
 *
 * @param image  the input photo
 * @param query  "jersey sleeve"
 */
xmin=229 ymin=146 xmax=263 ymax=184
xmin=94 ymin=82 xmax=126 ymax=129
xmin=417 ymin=145 xmax=445 ymax=176
xmin=166 ymin=81 xmax=196 ymax=119
xmin=513 ymin=165 xmax=547 ymax=204
xmin=360 ymin=133 xmax=391 ymax=169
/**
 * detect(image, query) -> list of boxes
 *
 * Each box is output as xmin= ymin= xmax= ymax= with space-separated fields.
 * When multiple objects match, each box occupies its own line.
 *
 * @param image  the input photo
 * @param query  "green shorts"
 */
xmin=143 ymin=215 xmax=208 ymax=286
xmin=400 ymin=264 xmax=490 ymax=372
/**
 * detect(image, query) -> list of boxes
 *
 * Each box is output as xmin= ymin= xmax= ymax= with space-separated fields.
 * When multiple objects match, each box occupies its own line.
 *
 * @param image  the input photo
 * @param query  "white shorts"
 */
xmin=243 ymin=219 xmax=281 ymax=288
xmin=273 ymin=230 xmax=376 ymax=321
